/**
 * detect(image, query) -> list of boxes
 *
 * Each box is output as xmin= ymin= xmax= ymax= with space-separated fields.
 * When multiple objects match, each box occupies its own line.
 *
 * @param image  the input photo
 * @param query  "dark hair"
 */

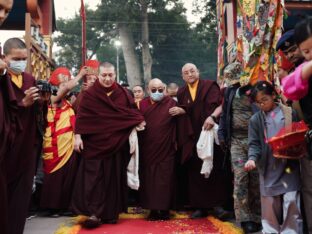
xmin=3 ymin=38 xmax=26 ymax=55
xmin=250 ymin=81 xmax=275 ymax=102
xmin=294 ymin=17 xmax=312 ymax=46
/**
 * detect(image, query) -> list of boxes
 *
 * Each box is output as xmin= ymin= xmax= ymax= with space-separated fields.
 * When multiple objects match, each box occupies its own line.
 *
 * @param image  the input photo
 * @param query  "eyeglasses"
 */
xmin=151 ymin=88 xmax=164 ymax=93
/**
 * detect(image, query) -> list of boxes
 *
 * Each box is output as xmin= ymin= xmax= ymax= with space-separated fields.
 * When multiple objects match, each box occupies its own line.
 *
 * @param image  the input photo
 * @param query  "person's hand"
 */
xmin=244 ymin=160 xmax=256 ymax=171
xmin=0 ymin=59 xmax=7 ymax=73
xmin=22 ymin=87 xmax=39 ymax=107
xmin=219 ymin=140 xmax=227 ymax=152
xmin=78 ymin=66 xmax=89 ymax=77
xmin=169 ymin=106 xmax=186 ymax=116
xmin=203 ymin=116 xmax=214 ymax=130
xmin=74 ymin=134 xmax=84 ymax=153
xmin=136 ymin=121 xmax=146 ymax=131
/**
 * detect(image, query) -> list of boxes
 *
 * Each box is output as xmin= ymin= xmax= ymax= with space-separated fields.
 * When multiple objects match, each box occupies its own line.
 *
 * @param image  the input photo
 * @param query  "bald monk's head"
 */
xmin=98 ymin=62 xmax=116 ymax=88
xmin=182 ymin=63 xmax=199 ymax=85
xmin=167 ymin=82 xmax=179 ymax=98
xmin=148 ymin=78 xmax=165 ymax=102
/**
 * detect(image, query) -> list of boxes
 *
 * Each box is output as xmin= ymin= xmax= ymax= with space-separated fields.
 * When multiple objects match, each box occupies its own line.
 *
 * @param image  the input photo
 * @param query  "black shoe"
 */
xmin=241 ymin=221 xmax=262 ymax=233
xmin=147 ymin=210 xmax=159 ymax=221
xmin=81 ymin=215 xmax=101 ymax=229
xmin=158 ymin=210 xmax=170 ymax=220
xmin=102 ymin=219 xmax=117 ymax=224
xmin=213 ymin=207 xmax=235 ymax=221
xmin=190 ymin=209 xmax=208 ymax=219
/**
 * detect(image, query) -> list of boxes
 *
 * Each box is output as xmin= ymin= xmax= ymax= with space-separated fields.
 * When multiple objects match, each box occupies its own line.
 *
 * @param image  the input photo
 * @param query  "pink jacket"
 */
xmin=282 ymin=62 xmax=309 ymax=101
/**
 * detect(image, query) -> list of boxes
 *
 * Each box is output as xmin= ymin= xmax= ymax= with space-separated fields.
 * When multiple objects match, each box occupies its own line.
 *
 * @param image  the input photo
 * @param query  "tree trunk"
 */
xmin=118 ymin=23 xmax=142 ymax=87
xmin=140 ymin=0 xmax=152 ymax=85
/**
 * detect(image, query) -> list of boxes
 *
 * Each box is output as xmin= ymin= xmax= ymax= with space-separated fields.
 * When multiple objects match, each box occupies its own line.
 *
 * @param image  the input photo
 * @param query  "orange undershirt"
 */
xmin=187 ymin=79 xmax=199 ymax=101
xmin=10 ymin=72 xmax=23 ymax=88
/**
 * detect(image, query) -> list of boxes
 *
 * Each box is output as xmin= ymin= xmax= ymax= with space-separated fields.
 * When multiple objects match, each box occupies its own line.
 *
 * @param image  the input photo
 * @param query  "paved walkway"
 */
xmin=24 ymin=216 xmax=68 ymax=234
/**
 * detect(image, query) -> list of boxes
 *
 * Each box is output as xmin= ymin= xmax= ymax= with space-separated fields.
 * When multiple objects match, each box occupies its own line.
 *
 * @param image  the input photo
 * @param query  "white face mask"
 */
xmin=150 ymin=91 xmax=164 ymax=102
xmin=9 ymin=60 xmax=27 ymax=74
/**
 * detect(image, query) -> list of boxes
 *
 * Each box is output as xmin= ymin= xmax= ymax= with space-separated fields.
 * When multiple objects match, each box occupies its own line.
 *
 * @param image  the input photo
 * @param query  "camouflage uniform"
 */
xmin=221 ymin=62 xmax=261 ymax=222
xmin=231 ymin=92 xmax=261 ymax=222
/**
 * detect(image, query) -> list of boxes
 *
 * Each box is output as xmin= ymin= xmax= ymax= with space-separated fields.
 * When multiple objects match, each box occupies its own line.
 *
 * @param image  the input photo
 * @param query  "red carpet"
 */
xmin=55 ymin=211 xmax=243 ymax=234
xmin=78 ymin=218 xmax=219 ymax=234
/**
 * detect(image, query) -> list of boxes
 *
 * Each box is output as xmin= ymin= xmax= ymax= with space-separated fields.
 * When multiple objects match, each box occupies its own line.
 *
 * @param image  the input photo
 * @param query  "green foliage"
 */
xmin=53 ymin=0 xmax=218 ymax=83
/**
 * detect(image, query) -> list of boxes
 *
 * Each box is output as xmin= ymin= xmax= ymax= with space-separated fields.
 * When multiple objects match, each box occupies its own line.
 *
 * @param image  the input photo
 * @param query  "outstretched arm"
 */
xmin=51 ymin=67 xmax=88 ymax=104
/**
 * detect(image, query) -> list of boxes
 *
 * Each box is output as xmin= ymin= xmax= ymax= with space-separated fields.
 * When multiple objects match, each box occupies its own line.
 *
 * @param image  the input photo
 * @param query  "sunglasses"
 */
xmin=151 ymin=88 xmax=164 ymax=93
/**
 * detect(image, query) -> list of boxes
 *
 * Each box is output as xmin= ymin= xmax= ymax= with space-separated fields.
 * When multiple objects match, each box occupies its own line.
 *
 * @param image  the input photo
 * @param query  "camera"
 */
xmin=36 ymin=80 xmax=58 ymax=96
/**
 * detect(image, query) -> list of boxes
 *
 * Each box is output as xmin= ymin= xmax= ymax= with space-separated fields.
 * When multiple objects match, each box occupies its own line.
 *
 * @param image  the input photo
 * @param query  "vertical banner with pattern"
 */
xmin=217 ymin=0 xmax=284 ymax=85
xmin=236 ymin=0 xmax=284 ymax=85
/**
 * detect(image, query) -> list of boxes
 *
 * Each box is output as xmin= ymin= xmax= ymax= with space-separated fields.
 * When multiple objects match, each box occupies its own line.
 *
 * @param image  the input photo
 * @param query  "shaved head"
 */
xmin=148 ymin=78 xmax=164 ymax=89
xmin=181 ymin=63 xmax=199 ymax=85
xmin=168 ymin=82 xmax=178 ymax=90
xmin=167 ymin=82 xmax=179 ymax=97
xmin=182 ymin=63 xmax=197 ymax=73
xmin=148 ymin=78 xmax=166 ymax=102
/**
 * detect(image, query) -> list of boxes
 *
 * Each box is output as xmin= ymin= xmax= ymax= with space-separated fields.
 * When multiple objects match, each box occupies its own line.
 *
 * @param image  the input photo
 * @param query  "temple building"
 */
xmin=1 ymin=0 xmax=56 ymax=80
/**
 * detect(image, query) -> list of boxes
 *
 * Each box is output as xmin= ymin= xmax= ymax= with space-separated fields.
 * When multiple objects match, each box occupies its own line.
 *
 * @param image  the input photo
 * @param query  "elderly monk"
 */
xmin=40 ymin=66 xmax=88 ymax=215
xmin=138 ymin=78 xmax=176 ymax=220
xmin=71 ymin=62 xmax=145 ymax=229
xmin=2 ymin=37 xmax=40 ymax=234
xmin=169 ymin=63 xmax=230 ymax=219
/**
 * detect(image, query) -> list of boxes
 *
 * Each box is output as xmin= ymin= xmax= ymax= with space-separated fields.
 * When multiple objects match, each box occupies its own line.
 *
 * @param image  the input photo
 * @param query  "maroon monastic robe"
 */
xmin=177 ymin=79 xmax=231 ymax=209
xmin=72 ymin=91 xmax=84 ymax=113
xmin=4 ymin=72 xmax=39 ymax=234
xmin=71 ymin=80 xmax=144 ymax=220
xmin=0 ymin=74 xmax=17 ymax=234
xmin=138 ymin=96 xmax=176 ymax=210
xmin=40 ymin=152 xmax=79 ymax=210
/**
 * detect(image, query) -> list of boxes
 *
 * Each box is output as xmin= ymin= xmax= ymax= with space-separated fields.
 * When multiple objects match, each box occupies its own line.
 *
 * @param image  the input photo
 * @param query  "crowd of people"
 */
xmin=1 ymin=1 xmax=312 ymax=234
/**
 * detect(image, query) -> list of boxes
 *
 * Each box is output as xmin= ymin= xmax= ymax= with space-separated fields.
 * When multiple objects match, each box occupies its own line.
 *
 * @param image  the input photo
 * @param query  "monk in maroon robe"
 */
xmin=169 ymin=63 xmax=230 ymax=218
xmin=138 ymin=78 xmax=176 ymax=220
xmin=0 ymin=72 xmax=17 ymax=234
xmin=71 ymin=62 xmax=145 ymax=229
xmin=0 ymin=3 xmax=15 ymax=233
xmin=2 ymin=38 xmax=40 ymax=234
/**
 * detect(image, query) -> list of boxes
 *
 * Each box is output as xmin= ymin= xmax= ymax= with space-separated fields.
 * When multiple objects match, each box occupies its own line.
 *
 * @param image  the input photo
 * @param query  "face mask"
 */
xmin=150 ymin=91 xmax=164 ymax=102
xmin=9 ymin=60 xmax=27 ymax=74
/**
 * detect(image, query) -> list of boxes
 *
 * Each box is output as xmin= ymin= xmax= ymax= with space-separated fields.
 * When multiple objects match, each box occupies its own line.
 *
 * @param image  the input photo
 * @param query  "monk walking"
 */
xmin=71 ymin=62 xmax=145 ymax=228
xmin=138 ymin=78 xmax=176 ymax=220
xmin=169 ymin=63 xmax=230 ymax=218
xmin=2 ymin=38 xmax=40 ymax=234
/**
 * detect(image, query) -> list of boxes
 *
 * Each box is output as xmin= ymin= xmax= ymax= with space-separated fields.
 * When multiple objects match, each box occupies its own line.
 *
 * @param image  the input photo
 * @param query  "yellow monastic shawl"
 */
xmin=42 ymin=100 xmax=75 ymax=173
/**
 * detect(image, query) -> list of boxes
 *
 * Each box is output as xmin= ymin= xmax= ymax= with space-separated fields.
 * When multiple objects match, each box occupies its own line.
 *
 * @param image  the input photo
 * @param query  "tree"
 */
xmin=53 ymin=0 xmax=219 ymax=85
